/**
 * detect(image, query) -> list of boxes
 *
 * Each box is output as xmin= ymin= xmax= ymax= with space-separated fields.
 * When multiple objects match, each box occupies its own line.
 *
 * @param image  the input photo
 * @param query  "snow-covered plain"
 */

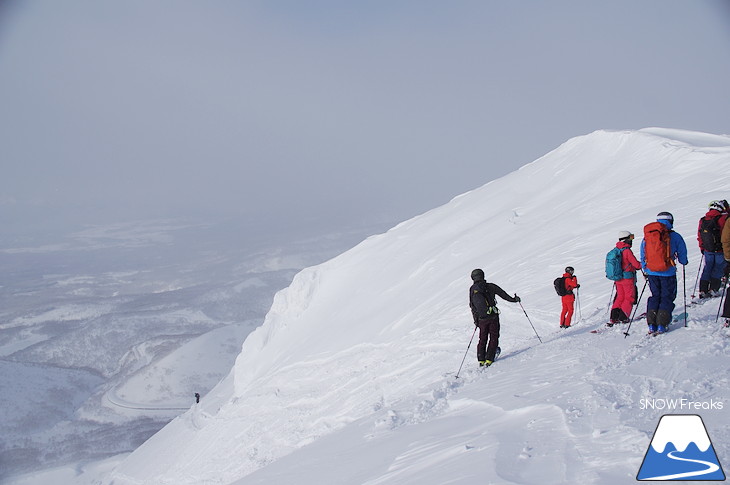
xmin=7 ymin=128 xmax=730 ymax=485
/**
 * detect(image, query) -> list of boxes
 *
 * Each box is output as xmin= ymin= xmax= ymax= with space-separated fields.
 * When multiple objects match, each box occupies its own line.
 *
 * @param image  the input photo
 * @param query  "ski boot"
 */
xmin=699 ymin=280 xmax=711 ymax=298
xmin=710 ymin=278 xmax=723 ymax=296
xmin=656 ymin=310 xmax=671 ymax=334
xmin=646 ymin=309 xmax=658 ymax=335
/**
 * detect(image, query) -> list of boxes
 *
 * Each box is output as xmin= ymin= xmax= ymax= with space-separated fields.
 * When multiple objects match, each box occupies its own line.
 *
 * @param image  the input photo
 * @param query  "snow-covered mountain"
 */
xmin=650 ymin=415 xmax=712 ymax=453
xmin=89 ymin=129 xmax=730 ymax=483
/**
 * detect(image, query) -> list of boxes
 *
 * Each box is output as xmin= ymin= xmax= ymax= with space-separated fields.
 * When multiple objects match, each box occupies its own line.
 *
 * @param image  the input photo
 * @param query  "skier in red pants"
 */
xmin=560 ymin=266 xmax=579 ymax=328
xmin=610 ymin=231 xmax=642 ymax=324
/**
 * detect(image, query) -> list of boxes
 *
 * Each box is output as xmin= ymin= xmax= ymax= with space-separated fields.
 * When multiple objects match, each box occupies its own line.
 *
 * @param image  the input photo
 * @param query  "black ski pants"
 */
xmin=476 ymin=315 xmax=500 ymax=362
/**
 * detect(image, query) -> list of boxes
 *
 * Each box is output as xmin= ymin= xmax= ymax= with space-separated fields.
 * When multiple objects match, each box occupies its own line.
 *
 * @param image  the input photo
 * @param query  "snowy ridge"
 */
xmin=103 ymin=129 xmax=730 ymax=485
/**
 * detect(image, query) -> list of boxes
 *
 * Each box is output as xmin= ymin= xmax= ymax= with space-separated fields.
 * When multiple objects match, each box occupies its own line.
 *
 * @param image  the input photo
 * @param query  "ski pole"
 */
xmin=624 ymin=278 xmax=648 ymax=338
xmin=716 ymin=279 xmax=727 ymax=323
xmin=691 ymin=257 xmax=703 ymax=298
xmin=683 ymin=264 xmax=688 ymax=327
xmin=455 ymin=326 xmax=478 ymax=379
xmin=518 ymin=301 xmax=542 ymax=343
xmin=576 ymin=288 xmax=582 ymax=322
xmin=606 ymin=282 xmax=616 ymax=317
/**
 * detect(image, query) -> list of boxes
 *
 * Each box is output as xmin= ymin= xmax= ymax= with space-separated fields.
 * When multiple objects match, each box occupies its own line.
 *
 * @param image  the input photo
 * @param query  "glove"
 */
xmin=576 ymin=284 xmax=581 ymax=288
xmin=514 ymin=294 xmax=521 ymax=303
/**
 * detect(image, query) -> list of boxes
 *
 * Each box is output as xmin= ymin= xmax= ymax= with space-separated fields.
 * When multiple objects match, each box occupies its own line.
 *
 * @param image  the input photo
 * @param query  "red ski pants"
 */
xmin=612 ymin=279 xmax=636 ymax=319
xmin=560 ymin=294 xmax=575 ymax=327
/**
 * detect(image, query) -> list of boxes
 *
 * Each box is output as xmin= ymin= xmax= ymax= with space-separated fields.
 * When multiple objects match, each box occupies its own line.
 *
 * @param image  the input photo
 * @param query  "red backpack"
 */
xmin=643 ymin=222 xmax=673 ymax=272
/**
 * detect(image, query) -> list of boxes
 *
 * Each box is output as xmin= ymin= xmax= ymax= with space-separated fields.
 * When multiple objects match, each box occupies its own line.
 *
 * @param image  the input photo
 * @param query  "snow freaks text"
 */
xmin=639 ymin=398 xmax=724 ymax=411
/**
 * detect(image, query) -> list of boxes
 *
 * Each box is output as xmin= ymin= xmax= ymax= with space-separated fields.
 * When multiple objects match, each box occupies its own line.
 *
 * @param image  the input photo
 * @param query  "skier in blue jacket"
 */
xmin=640 ymin=212 xmax=689 ymax=334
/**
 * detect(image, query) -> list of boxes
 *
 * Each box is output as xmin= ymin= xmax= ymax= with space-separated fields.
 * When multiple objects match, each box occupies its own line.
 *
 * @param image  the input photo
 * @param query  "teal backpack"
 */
xmin=605 ymin=247 xmax=626 ymax=281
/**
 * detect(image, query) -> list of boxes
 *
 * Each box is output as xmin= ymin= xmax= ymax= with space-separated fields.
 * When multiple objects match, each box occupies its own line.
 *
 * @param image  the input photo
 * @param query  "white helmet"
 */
xmin=709 ymin=200 xmax=725 ymax=212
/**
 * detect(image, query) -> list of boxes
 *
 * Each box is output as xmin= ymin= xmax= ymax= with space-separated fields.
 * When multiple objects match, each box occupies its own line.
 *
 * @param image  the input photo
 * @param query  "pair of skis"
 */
xmin=592 ymin=312 xmax=688 ymax=335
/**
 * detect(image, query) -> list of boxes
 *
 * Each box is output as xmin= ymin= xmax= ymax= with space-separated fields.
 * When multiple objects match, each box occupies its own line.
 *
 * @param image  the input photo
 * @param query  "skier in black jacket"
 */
xmin=469 ymin=268 xmax=520 ymax=367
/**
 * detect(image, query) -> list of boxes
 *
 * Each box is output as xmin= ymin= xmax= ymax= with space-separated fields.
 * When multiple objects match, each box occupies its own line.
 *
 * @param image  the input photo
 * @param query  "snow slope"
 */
xmin=103 ymin=128 xmax=730 ymax=485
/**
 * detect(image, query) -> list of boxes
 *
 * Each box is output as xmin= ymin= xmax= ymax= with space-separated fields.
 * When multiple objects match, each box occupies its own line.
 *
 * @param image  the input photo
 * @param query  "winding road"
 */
xmin=105 ymin=386 xmax=191 ymax=412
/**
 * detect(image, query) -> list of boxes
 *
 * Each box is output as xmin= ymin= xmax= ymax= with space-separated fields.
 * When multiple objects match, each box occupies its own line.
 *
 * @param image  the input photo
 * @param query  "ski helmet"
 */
xmin=708 ymin=200 xmax=724 ymax=212
xmin=471 ymin=268 xmax=485 ymax=281
xmin=565 ymin=266 xmax=574 ymax=274
xmin=656 ymin=211 xmax=674 ymax=223
xmin=618 ymin=230 xmax=634 ymax=241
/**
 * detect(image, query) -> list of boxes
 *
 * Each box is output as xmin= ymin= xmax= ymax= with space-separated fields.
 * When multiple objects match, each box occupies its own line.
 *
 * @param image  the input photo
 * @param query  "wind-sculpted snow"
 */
xmin=96 ymin=129 xmax=730 ymax=484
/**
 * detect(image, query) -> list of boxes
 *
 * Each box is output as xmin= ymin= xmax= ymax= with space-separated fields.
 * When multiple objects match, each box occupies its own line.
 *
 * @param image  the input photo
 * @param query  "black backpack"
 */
xmin=699 ymin=216 xmax=723 ymax=252
xmin=553 ymin=276 xmax=568 ymax=296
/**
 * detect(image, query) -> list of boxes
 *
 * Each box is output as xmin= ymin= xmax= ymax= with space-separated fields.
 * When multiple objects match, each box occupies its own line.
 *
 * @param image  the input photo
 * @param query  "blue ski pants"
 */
xmin=701 ymin=251 xmax=726 ymax=282
xmin=647 ymin=275 xmax=677 ymax=315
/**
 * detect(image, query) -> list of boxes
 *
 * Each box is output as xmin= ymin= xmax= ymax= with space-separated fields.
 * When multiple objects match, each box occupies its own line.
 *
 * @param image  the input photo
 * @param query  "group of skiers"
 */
xmin=468 ymin=200 xmax=730 ymax=367
xmin=589 ymin=210 xmax=691 ymax=335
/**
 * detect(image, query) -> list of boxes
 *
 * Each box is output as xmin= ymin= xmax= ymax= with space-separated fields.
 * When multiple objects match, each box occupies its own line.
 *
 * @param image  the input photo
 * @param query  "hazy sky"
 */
xmin=1 ymin=1 xmax=729 ymax=231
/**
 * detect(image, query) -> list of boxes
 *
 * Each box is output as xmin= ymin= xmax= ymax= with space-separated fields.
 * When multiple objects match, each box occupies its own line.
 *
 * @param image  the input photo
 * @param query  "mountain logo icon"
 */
xmin=637 ymin=414 xmax=726 ymax=481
